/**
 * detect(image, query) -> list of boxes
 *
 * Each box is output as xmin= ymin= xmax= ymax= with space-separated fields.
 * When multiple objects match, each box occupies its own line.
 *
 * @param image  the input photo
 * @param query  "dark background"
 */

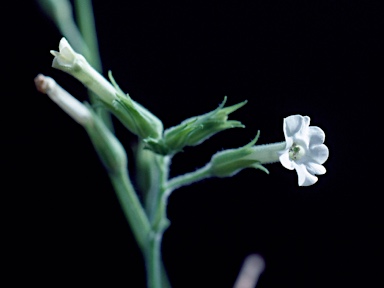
xmin=3 ymin=0 xmax=383 ymax=287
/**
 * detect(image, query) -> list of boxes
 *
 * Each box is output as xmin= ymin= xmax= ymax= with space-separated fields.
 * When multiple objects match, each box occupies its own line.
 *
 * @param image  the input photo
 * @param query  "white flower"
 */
xmin=50 ymin=37 xmax=117 ymax=104
xmin=50 ymin=37 xmax=80 ymax=70
xmin=279 ymin=115 xmax=329 ymax=186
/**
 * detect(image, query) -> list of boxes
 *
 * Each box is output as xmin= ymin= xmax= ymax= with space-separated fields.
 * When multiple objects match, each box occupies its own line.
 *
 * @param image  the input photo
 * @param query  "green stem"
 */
xmin=160 ymin=263 xmax=171 ymax=288
xmin=107 ymin=155 xmax=171 ymax=288
xmin=74 ymin=0 xmax=114 ymax=131
xmin=146 ymin=155 xmax=170 ymax=223
xmin=108 ymin=169 xmax=151 ymax=252
xmin=58 ymin=18 xmax=89 ymax=56
xmin=74 ymin=0 xmax=102 ymax=71
xmin=147 ymin=233 xmax=171 ymax=288
xmin=110 ymin=168 xmax=171 ymax=288
xmin=145 ymin=155 xmax=172 ymax=288
xmin=37 ymin=0 xmax=87 ymax=55
xmin=146 ymin=233 xmax=163 ymax=288
xmin=152 ymin=156 xmax=170 ymax=228
xmin=166 ymin=163 xmax=212 ymax=195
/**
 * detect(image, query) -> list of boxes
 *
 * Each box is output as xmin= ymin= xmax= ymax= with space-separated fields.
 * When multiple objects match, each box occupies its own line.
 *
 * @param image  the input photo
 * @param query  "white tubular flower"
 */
xmin=50 ymin=37 xmax=116 ymax=104
xmin=34 ymin=74 xmax=92 ymax=126
xmin=278 ymin=115 xmax=329 ymax=186
xmin=50 ymin=38 xmax=164 ymax=140
xmin=50 ymin=37 xmax=78 ymax=69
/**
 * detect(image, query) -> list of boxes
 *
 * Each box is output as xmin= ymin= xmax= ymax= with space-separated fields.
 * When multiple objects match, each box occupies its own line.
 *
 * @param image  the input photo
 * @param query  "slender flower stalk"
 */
xmin=166 ymin=163 xmax=212 ymax=194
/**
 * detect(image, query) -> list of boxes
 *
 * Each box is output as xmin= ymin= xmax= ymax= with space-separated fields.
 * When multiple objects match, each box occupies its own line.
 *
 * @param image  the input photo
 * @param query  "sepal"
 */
xmin=108 ymin=71 xmax=164 ymax=140
xmin=210 ymin=131 xmax=269 ymax=177
xmin=145 ymin=97 xmax=246 ymax=155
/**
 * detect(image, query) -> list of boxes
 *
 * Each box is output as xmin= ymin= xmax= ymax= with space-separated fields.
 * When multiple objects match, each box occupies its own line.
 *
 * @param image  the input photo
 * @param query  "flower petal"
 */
xmin=308 ymin=126 xmax=325 ymax=149
xmin=306 ymin=161 xmax=326 ymax=175
xmin=283 ymin=115 xmax=310 ymax=138
xmin=309 ymin=144 xmax=329 ymax=164
xmin=60 ymin=39 xmax=76 ymax=59
xmin=293 ymin=163 xmax=318 ymax=186
xmin=61 ymin=46 xmax=75 ymax=61
xmin=279 ymin=150 xmax=295 ymax=170
xmin=51 ymin=38 xmax=77 ymax=69
xmin=59 ymin=37 xmax=71 ymax=51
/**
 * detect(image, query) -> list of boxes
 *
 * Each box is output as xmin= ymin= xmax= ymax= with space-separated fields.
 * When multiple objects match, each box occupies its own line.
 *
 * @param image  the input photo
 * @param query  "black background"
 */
xmin=3 ymin=0 xmax=383 ymax=287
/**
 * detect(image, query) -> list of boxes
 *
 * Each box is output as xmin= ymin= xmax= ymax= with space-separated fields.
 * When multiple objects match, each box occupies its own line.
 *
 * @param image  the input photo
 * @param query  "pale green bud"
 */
xmin=35 ymin=73 xmax=126 ymax=173
xmin=35 ymin=74 xmax=92 ymax=126
xmin=145 ymin=97 xmax=246 ymax=155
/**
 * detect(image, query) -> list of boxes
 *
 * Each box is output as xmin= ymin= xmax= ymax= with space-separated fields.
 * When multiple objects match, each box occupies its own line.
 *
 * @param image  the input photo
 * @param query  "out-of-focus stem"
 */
xmin=109 ymin=169 xmax=151 ymax=252
xmin=74 ymin=0 xmax=113 ymax=131
xmin=74 ymin=0 xmax=102 ymax=71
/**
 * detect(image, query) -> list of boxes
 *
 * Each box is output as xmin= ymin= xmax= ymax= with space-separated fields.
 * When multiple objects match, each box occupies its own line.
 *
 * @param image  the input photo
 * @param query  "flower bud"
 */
xmin=145 ymin=97 xmax=246 ymax=155
xmin=34 ymin=74 xmax=92 ymax=126
xmin=35 ymin=74 xmax=126 ymax=173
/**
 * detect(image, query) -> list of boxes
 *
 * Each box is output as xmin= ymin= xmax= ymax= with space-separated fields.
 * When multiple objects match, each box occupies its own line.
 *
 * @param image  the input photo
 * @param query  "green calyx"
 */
xmin=107 ymin=71 xmax=164 ymax=140
xmin=210 ymin=131 xmax=269 ymax=177
xmin=145 ymin=97 xmax=247 ymax=155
